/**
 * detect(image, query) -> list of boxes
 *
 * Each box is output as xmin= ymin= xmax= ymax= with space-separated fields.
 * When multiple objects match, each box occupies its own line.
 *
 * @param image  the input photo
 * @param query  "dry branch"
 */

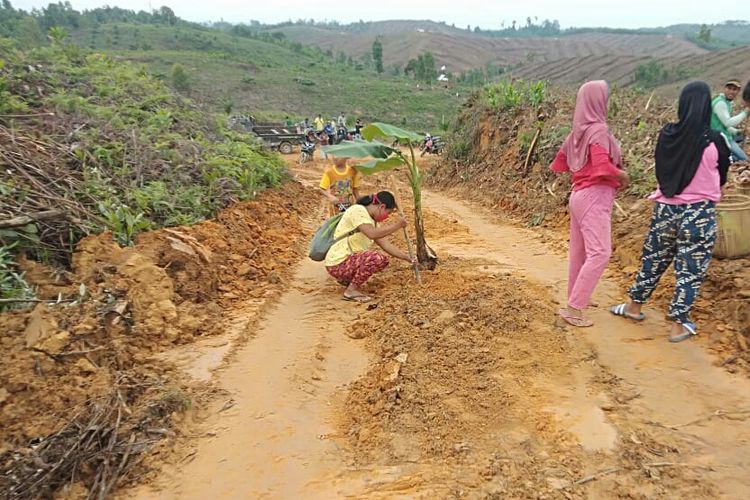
xmin=0 ymin=209 xmax=66 ymax=229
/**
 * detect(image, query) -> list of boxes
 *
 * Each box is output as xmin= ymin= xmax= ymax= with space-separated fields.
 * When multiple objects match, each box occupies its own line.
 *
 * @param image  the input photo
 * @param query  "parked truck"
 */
xmin=228 ymin=115 xmax=304 ymax=154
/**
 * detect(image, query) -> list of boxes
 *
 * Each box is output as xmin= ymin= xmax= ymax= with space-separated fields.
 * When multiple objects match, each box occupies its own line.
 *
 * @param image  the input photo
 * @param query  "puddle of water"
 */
xmin=550 ymin=401 xmax=617 ymax=452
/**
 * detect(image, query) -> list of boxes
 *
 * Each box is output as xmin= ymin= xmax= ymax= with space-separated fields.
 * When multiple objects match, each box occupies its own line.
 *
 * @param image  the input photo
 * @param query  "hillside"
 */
xmin=275 ymin=25 xmax=706 ymax=73
xmin=511 ymin=46 xmax=750 ymax=92
xmin=266 ymin=20 xmax=750 ymax=91
xmin=66 ymin=23 xmax=467 ymax=131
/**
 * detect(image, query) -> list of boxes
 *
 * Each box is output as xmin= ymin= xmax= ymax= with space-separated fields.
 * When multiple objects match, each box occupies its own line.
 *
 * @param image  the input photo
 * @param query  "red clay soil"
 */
xmin=0 ymin=181 xmax=317 ymax=496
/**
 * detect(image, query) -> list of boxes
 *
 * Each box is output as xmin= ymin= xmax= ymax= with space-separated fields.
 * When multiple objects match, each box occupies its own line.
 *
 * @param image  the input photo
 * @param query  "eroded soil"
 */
xmin=126 ymin=155 xmax=750 ymax=499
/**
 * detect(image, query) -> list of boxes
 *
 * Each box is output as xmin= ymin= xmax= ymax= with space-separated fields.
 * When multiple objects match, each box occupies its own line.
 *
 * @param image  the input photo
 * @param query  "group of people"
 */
xmin=291 ymin=112 xmax=365 ymax=160
xmin=554 ymin=78 xmax=743 ymax=343
xmin=315 ymin=78 xmax=745 ymax=341
xmin=317 ymin=154 xmax=414 ymax=302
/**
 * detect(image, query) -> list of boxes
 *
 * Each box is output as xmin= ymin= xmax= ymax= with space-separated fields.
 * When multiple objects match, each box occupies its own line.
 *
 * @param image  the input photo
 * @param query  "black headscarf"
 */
xmin=655 ymin=81 xmax=730 ymax=197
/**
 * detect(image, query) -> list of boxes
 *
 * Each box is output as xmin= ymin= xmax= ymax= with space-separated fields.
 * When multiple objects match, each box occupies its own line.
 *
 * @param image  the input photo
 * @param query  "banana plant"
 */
xmin=323 ymin=122 xmax=437 ymax=269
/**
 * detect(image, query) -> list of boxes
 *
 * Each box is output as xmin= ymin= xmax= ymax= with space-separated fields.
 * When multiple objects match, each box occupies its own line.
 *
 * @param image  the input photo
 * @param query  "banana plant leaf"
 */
xmin=353 ymin=156 xmax=405 ymax=175
xmin=322 ymin=139 xmax=396 ymax=159
xmin=362 ymin=123 xmax=423 ymax=144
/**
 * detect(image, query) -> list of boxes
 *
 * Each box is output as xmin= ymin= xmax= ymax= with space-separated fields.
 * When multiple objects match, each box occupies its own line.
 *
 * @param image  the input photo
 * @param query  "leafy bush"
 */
xmin=170 ymin=63 xmax=189 ymax=90
xmin=485 ymin=80 xmax=547 ymax=110
xmin=1 ymin=44 xmax=287 ymax=265
xmin=633 ymin=60 xmax=695 ymax=89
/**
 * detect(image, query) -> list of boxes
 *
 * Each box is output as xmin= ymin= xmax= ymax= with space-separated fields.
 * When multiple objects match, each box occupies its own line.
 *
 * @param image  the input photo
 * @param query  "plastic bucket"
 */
xmin=714 ymin=194 xmax=750 ymax=259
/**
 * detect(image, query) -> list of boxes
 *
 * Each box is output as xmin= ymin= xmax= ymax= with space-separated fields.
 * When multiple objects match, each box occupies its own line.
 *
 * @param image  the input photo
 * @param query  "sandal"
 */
xmin=558 ymin=308 xmax=594 ymax=328
xmin=668 ymin=322 xmax=697 ymax=343
xmin=343 ymin=293 xmax=372 ymax=303
xmin=609 ymin=303 xmax=645 ymax=321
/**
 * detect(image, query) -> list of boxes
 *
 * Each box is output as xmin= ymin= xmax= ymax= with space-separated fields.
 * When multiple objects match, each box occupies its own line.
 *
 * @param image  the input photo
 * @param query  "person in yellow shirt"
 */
xmin=319 ymin=156 xmax=362 ymax=216
xmin=313 ymin=114 xmax=324 ymax=132
xmin=325 ymin=191 xmax=416 ymax=302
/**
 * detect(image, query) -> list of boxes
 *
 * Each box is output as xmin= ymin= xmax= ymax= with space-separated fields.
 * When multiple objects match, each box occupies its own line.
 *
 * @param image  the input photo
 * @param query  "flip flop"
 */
xmin=343 ymin=294 xmax=371 ymax=303
xmin=557 ymin=308 xmax=594 ymax=328
xmin=668 ymin=322 xmax=697 ymax=343
xmin=609 ymin=303 xmax=646 ymax=321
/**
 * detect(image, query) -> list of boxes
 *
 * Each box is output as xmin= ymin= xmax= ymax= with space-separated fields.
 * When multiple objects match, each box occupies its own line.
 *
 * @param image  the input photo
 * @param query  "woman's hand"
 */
xmin=394 ymin=216 xmax=408 ymax=230
xmin=618 ymin=170 xmax=630 ymax=190
xmin=399 ymin=252 xmax=416 ymax=263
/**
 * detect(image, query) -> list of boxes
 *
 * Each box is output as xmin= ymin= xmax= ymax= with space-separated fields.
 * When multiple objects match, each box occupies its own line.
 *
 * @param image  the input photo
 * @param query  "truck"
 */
xmin=228 ymin=115 xmax=304 ymax=154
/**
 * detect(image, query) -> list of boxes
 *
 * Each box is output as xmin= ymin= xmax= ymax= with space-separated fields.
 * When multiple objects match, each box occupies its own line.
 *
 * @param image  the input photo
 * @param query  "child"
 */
xmin=319 ymin=156 xmax=362 ymax=217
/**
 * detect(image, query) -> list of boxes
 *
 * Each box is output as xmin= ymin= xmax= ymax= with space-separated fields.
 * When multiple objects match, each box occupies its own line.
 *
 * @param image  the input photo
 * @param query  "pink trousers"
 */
xmin=567 ymin=185 xmax=616 ymax=310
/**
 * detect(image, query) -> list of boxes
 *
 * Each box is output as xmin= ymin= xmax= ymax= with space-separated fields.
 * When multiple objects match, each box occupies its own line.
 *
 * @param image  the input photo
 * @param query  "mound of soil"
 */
xmin=428 ymin=91 xmax=750 ymax=375
xmin=340 ymin=257 xmax=713 ymax=498
xmin=0 ymin=181 xmax=317 ymax=497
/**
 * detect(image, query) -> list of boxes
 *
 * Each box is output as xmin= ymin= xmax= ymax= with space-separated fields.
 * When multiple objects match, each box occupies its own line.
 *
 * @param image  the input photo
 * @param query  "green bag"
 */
xmin=308 ymin=213 xmax=359 ymax=262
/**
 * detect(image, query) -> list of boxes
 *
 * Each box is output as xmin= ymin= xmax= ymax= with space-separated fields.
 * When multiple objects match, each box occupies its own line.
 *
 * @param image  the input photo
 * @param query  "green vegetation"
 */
xmin=372 ymin=37 xmax=383 ymax=74
xmin=404 ymin=52 xmax=438 ymax=84
xmin=0 ymin=243 xmax=35 ymax=305
xmin=485 ymin=80 xmax=547 ymax=110
xmin=0 ymin=38 xmax=285 ymax=299
xmin=70 ymin=22 xmax=464 ymax=130
xmin=632 ymin=60 xmax=695 ymax=89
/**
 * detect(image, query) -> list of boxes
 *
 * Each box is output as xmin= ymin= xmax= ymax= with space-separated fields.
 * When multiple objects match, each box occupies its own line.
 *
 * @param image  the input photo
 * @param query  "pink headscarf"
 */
xmin=561 ymin=80 xmax=622 ymax=172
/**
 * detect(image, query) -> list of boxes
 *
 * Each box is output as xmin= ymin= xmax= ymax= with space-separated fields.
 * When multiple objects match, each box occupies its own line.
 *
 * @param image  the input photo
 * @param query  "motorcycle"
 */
xmin=335 ymin=127 xmax=349 ymax=144
xmin=299 ymin=140 xmax=316 ymax=164
xmin=420 ymin=135 xmax=443 ymax=156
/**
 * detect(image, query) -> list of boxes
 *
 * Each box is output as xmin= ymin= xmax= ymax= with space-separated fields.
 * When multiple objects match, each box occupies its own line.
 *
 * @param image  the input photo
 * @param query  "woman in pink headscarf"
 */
xmin=550 ymin=80 xmax=629 ymax=327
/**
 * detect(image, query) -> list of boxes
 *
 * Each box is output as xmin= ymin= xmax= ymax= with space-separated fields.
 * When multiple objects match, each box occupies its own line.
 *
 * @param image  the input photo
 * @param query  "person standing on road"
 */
xmin=710 ymin=79 xmax=749 ymax=161
xmin=550 ymin=80 xmax=629 ymax=328
xmin=337 ymin=112 xmax=347 ymax=128
xmin=325 ymin=191 xmax=416 ymax=303
xmin=318 ymin=131 xmax=329 ymax=159
xmin=314 ymin=114 xmax=325 ymax=132
xmin=319 ymin=155 xmax=362 ymax=217
xmin=610 ymin=81 xmax=730 ymax=343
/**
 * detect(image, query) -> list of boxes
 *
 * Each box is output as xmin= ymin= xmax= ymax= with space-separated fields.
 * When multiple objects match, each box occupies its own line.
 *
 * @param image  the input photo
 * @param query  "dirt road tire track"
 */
xmin=131 ymin=158 xmax=750 ymax=498
xmin=422 ymin=190 xmax=750 ymax=498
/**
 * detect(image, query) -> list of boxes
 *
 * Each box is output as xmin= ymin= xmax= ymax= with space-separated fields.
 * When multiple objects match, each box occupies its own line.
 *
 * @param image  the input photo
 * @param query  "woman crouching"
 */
xmin=325 ymin=191 xmax=417 ymax=302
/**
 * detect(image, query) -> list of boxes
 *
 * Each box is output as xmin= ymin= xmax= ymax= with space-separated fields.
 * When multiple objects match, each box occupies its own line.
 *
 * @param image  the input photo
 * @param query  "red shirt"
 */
xmin=550 ymin=144 xmax=623 ymax=191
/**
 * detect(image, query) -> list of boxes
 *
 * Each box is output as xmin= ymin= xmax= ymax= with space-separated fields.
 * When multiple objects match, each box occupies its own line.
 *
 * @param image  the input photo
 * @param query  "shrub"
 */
xmin=170 ymin=63 xmax=189 ymax=90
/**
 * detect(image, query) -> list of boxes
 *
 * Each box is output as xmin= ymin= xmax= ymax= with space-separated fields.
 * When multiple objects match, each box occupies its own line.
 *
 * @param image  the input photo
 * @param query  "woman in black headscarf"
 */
xmin=609 ymin=81 xmax=730 ymax=343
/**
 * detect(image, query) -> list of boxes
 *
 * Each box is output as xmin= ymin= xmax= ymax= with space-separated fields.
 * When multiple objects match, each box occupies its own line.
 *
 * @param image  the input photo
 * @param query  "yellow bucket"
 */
xmin=714 ymin=194 xmax=750 ymax=259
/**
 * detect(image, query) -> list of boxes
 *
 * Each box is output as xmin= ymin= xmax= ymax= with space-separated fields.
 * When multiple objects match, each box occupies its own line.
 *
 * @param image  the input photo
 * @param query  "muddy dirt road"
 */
xmin=130 ymin=157 xmax=750 ymax=499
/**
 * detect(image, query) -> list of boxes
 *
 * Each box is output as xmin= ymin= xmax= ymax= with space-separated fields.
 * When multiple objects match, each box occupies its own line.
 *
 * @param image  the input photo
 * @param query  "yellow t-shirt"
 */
xmin=314 ymin=117 xmax=324 ymax=131
xmin=325 ymin=205 xmax=375 ymax=267
xmin=319 ymin=164 xmax=361 ymax=215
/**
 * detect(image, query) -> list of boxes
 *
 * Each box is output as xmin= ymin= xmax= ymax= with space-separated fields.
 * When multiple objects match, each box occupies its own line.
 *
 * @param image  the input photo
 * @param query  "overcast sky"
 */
xmin=10 ymin=0 xmax=750 ymax=29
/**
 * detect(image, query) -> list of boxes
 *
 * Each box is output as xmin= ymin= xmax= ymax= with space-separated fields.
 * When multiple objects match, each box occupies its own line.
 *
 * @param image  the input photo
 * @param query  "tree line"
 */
xmin=0 ymin=0 xmax=186 ymax=39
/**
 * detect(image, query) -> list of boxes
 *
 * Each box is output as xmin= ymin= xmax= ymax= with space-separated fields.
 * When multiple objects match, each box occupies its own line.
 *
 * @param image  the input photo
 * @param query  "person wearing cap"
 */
xmin=710 ymin=79 xmax=749 ymax=161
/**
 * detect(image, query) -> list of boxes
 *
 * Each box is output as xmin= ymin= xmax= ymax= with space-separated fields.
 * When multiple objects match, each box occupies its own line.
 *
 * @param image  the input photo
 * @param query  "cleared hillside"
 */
xmin=511 ymin=46 xmax=750 ymax=90
xmin=68 ymin=23 xmax=466 ymax=130
xmin=275 ymin=26 xmax=706 ymax=73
